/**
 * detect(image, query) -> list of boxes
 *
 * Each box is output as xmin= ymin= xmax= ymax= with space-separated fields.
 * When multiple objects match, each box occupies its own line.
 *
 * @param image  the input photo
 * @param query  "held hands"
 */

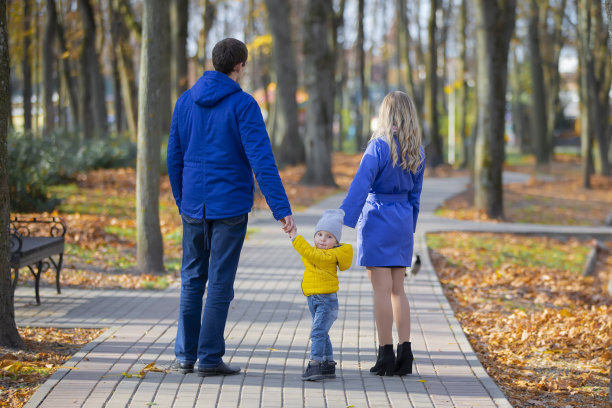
xmin=280 ymin=215 xmax=297 ymax=238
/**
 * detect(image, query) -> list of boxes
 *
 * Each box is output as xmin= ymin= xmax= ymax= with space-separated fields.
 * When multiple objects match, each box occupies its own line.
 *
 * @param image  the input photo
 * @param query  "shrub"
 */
xmin=8 ymin=130 xmax=137 ymax=212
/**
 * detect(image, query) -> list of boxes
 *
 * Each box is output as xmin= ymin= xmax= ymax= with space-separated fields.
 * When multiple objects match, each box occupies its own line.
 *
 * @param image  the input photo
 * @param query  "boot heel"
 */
xmin=394 ymin=341 xmax=414 ymax=376
xmin=374 ymin=361 xmax=395 ymax=376
xmin=372 ymin=344 xmax=395 ymax=376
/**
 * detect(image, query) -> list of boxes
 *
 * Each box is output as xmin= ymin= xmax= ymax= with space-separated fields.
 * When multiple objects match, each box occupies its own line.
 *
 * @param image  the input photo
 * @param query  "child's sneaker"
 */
xmin=321 ymin=360 xmax=336 ymax=378
xmin=301 ymin=360 xmax=323 ymax=381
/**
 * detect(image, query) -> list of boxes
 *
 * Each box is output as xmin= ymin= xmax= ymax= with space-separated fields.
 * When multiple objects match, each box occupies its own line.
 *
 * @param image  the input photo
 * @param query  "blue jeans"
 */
xmin=307 ymin=293 xmax=339 ymax=362
xmin=175 ymin=213 xmax=248 ymax=368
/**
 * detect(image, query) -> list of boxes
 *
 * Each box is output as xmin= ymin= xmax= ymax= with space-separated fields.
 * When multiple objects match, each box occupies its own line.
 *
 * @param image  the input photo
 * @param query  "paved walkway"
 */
xmin=16 ymin=173 xmax=612 ymax=408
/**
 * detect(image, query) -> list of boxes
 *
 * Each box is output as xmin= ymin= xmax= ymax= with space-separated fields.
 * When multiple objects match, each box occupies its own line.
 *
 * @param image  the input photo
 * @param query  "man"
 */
xmin=167 ymin=38 xmax=295 ymax=377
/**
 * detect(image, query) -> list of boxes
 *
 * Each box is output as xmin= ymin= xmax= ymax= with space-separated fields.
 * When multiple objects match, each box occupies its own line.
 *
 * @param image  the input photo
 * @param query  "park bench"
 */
xmin=10 ymin=216 xmax=66 ymax=305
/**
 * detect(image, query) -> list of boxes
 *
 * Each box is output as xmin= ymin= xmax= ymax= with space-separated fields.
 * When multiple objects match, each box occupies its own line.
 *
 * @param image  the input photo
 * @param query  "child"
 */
xmin=289 ymin=209 xmax=353 ymax=381
xmin=340 ymin=91 xmax=424 ymax=376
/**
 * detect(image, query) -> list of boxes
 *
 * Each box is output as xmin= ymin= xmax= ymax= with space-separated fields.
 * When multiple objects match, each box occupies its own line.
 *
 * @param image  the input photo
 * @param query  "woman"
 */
xmin=340 ymin=91 xmax=425 ymax=376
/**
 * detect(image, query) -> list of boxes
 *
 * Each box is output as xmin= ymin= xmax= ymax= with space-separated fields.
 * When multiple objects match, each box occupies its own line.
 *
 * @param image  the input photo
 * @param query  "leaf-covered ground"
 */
xmin=0 ymin=328 xmax=103 ymax=408
xmin=436 ymin=174 xmax=612 ymax=225
xmin=9 ymin=153 xmax=612 ymax=407
xmin=437 ymin=153 xmax=612 ymax=225
xmin=13 ymin=153 xmax=362 ymax=293
xmin=428 ymin=232 xmax=612 ymax=407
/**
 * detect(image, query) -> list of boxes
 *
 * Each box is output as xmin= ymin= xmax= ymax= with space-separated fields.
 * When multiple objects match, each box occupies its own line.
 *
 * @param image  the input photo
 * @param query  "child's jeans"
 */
xmin=307 ymin=293 xmax=339 ymax=362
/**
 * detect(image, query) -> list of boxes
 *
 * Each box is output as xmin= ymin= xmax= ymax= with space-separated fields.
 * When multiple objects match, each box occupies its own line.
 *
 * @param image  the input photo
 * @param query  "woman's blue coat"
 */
xmin=340 ymin=137 xmax=425 ymax=267
xmin=166 ymin=71 xmax=291 ymax=220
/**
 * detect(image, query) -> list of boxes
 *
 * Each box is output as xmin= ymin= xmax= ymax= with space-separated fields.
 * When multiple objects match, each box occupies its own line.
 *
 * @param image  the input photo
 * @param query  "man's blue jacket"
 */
xmin=166 ymin=70 xmax=292 ymax=220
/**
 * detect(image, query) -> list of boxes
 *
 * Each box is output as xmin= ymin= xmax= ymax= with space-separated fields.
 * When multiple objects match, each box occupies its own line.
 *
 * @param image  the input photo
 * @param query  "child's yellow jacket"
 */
xmin=292 ymin=235 xmax=353 ymax=296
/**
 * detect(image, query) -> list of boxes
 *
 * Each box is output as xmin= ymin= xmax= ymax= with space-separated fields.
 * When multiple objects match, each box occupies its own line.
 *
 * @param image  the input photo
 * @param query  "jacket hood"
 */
xmin=190 ymin=70 xmax=242 ymax=108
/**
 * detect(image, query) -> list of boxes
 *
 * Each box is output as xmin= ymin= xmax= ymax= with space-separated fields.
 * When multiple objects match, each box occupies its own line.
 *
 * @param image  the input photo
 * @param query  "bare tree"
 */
xmin=425 ymin=0 xmax=443 ymax=166
xmin=301 ymin=0 xmax=335 ymax=186
xmin=577 ymin=0 xmax=611 ymax=184
xmin=196 ymin=0 xmax=216 ymax=76
xmin=332 ymin=0 xmax=347 ymax=151
xmin=172 ymin=0 xmax=189 ymax=103
xmin=112 ymin=0 xmax=138 ymax=138
xmin=136 ymin=0 xmax=167 ymax=274
xmin=528 ymin=0 xmax=549 ymax=169
xmin=473 ymin=0 xmax=516 ymax=219
xmin=43 ymin=0 xmax=57 ymax=134
xmin=0 ymin=0 xmax=24 ymax=349
xmin=265 ymin=0 xmax=303 ymax=166
xmin=54 ymin=1 xmax=79 ymax=132
xmin=22 ymin=0 xmax=32 ymax=133
xmin=396 ymin=0 xmax=416 ymax=99
xmin=457 ymin=0 xmax=469 ymax=168
xmin=78 ymin=0 xmax=108 ymax=137
xmin=540 ymin=0 xmax=567 ymax=164
xmin=354 ymin=0 xmax=366 ymax=151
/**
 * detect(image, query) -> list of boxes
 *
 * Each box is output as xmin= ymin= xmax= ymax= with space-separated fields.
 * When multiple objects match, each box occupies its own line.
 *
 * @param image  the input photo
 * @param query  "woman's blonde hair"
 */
xmin=371 ymin=91 xmax=423 ymax=173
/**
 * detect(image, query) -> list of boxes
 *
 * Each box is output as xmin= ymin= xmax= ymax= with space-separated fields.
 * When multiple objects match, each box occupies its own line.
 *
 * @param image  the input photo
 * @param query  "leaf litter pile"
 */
xmin=428 ymin=232 xmax=612 ymax=407
xmin=437 ymin=173 xmax=612 ymax=225
xmin=0 ymin=327 xmax=104 ymax=408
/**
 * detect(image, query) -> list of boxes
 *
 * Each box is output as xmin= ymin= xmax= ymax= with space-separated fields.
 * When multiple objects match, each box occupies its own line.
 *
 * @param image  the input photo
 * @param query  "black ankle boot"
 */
xmin=394 ymin=341 xmax=414 ymax=375
xmin=369 ymin=344 xmax=395 ymax=376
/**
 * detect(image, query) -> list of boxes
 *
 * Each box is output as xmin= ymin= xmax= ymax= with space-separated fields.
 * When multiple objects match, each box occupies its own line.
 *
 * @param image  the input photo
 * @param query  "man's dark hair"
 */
xmin=212 ymin=38 xmax=248 ymax=75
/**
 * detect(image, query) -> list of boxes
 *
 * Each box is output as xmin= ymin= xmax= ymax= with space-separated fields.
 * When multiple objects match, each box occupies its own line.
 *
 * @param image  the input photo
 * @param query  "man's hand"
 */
xmin=288 ymin=226 xmax=297 ymax=239
xmin=280 ymin=215 xmax=295 ymax=234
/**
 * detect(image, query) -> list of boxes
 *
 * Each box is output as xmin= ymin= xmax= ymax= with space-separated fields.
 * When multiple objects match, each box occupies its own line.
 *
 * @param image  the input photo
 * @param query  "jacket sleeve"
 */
xmin=337 ymin=244 xmax=353 ymax=271
xmin=408 ymin=148 xmax=425 ymax=232
xmin=166 ymin=101 xmax=184 ymax=212
xmin=340 ymin=140 xmax=381 ymax=228
xmin=292 ymin=235 xmax=337 ymax=265
xmin=237 ymin=97 xmax=292 ymax=220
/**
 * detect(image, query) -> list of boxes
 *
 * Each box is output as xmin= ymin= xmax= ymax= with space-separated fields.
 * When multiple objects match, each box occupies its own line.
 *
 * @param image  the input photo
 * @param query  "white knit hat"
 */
xmin=315 ymin=209 xmax=345 ymax=243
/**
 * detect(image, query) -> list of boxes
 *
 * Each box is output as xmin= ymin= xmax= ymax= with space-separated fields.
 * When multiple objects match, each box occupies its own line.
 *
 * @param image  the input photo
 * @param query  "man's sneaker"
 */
xmin=321 ymin=360 xmax=336 ymax=379
xmin=170 ymin=361 xmax=194 ymax=374
xmin=301 ymin=360 xmax=323 ymax=381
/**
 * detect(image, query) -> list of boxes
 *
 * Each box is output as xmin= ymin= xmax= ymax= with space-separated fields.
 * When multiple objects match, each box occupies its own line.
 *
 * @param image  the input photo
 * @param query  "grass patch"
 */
xmin=426 ymin=233 xmax=589 ymax=274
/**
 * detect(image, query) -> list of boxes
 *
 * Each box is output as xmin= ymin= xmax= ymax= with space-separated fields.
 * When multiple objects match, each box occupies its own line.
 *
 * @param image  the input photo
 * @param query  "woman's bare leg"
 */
xmin=390 ymin=267 xmax=411 ymax=342
xmin=367 ymin=267 xmax=393 ymax=345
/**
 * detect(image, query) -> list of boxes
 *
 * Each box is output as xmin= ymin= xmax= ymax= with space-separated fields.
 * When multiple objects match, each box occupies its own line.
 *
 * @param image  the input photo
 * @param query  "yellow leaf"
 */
xmin=268 ymin=348 xmax=278 ymax=351
xmin=418 ymin=379 xmax=427 ymax=383
xmin=122 ymin=372 xmax=132 ymax=378
xmin=143 ymin=362 xmax=156 ymax=370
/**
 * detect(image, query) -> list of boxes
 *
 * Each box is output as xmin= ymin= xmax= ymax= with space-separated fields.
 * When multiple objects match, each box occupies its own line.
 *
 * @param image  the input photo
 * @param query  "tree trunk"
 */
xmin=112 ymin=0 xmax=137 ymax=139
xmin=528 ymin=0 xmax=549 ymax=169
xmin=136 ymin=0 xmax=166 ymax=274
xmin=22 ymin=0 xmax=32 ymax=133
xmin=510 ymin=48 xmax=531 ymax=154
xmin=301 ymin=0 xmax=335 ymax=186
xmin=354 ymin=0 xmax=365 ymax=151
xmin=458 ymin=0 xmax=468 ymax=168
xmin=78 ymin=0 xmax=108 ymax=137
xmin=108 ymin=0 xmax=123 ymax=133
xmin=332 ymin=0 xmax=346 ymax=152
xmin=172 ymin=0 xmax=189 ymax=103
xmin=265 ymin=0 xmax=303 ymax=166
xmin=396 ymin=0 xmax=416 ymax=99
xmin=196 ymin=0 xmax=216 ymax=77
xmin=43 ymin=0 xmax=57 ymax=135
xmin=0 ymin=0 xmax=24 ymax=349
xmin=541 ymin=0 xmax=566 ymax=162
xmin=577 ymin=0 xmax=610 ymax=183
xmin=473 ymin=0 xmax=516 ymax=219
xmin=54 ymin=1 xmax=79 ymax=132
xmin=425 ymin=0 xmax=442 ymax=166
xmin=592 ymin=1 xmax=611 ymax=175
